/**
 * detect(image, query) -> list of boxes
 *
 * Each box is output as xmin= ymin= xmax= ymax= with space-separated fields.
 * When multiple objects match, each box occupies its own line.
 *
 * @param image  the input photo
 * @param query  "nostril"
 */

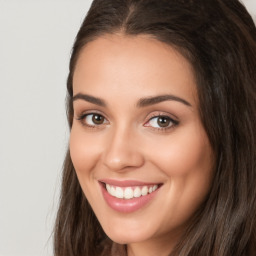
xmin=103 ymin=152 xmax=145 ymax=172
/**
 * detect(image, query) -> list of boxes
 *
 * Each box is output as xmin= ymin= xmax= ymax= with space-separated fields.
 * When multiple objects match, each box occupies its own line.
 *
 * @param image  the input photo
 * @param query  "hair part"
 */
xmin=54 ymin=0 xmax=256 ymax=255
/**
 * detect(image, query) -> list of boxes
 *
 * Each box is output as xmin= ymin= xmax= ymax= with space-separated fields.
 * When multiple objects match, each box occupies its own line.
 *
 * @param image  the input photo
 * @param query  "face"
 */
xmin=70 ymin=34 xmax=214 ymax=251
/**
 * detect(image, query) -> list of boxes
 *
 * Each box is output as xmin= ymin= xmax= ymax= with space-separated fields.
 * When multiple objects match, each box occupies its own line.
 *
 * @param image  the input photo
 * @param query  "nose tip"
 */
xmin=104 ymin=152 xmax=144 ymax=171
xmin=102 ymin=131 xmax=144 ymax=172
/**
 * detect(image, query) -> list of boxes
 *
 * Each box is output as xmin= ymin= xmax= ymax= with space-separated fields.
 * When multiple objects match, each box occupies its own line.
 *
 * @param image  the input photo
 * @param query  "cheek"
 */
xmin=69 ymin=126 xmax=102 ymax=178
xmin=150 ymin=125 xmax=212 ymax=177
xmin=147 ymin=128 xmax=213 ymax=228
xmin=148 ymin=124 xmax=213 ymax=213
xmin=69 ymin=126 xmax=106 ymax=207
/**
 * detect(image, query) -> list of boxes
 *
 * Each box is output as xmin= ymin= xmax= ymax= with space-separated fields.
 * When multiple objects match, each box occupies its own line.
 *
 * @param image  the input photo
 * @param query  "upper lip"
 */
xmin=99 ymin=178 xmax=162 ymax=187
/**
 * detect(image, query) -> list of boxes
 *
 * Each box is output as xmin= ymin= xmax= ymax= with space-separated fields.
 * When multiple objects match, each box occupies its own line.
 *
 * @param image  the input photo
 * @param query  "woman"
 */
xmin=54 ymin=0 xmax=256 ymax=255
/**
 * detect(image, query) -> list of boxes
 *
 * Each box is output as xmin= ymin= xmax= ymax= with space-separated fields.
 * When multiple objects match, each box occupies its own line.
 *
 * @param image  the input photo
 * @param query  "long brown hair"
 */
xmin=54 ymin=0 xmax=256 ymax=255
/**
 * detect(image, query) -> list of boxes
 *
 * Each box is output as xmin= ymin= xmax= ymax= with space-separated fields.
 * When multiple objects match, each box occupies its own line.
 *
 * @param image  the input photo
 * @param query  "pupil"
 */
xmin=93 ymin=114 xmax=103 ymax=124
xmin=157 ymin=117 xmax=170 ymax=127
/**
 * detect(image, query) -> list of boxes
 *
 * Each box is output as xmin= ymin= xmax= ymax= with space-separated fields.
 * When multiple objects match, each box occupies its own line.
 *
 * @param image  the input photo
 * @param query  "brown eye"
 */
xmin=82 ymin=113 xmax=107 ymax=126
xmin=92 ymin=114 xmax=104 ymax=124
xmin=157 ymin=116 xmax=171 ymax=127
xmin=146 ymin=115 xmax=178 ymax=129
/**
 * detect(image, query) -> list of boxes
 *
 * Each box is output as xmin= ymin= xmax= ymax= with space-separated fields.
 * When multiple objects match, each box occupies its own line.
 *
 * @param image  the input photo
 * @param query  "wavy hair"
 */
xmin=54 ymin=0 xmax=256 ymax=255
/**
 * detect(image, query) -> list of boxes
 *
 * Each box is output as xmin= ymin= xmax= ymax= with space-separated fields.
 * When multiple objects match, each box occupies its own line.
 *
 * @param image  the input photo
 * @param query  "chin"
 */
xmin=108 ymin=233 xmax=147 ymax=245
xmin=102 ymin=223 xmax=155 ymax=245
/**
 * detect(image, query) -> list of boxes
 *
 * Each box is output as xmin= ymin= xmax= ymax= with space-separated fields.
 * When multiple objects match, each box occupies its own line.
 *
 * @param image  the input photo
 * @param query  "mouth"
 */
xmin=99 ymin=179 xmax=162 ymax=213
xmin=105 ymin=183 xmax=159 ymax=199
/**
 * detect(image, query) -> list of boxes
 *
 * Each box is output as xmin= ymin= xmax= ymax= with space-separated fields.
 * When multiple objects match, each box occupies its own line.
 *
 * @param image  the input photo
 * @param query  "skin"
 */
xmin=70 ymin=34 xmax=214 ymax=256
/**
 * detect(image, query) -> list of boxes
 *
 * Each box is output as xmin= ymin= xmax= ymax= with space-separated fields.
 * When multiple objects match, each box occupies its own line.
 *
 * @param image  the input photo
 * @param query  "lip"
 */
xmin=99 ymin=178 xmax=160 ymax=187
xmin=99 ymin=179 xmax=162 ymax=213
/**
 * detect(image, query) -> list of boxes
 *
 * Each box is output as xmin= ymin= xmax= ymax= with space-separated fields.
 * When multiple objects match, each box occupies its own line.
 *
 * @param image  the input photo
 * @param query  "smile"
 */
xmin=99 ymin=180 xmax=162 ymax=213
xmin=105 ymin=183 xmax=159 ymax=199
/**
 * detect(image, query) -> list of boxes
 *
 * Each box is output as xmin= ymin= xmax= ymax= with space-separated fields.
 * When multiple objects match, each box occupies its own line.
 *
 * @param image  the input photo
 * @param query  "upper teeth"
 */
xmin=106 ymin=184 xmax=158 ymax=199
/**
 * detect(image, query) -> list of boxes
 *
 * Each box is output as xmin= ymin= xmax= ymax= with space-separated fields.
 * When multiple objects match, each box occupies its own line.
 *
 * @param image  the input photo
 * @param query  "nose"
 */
xmin=102 ymin=126 xmax=145 ymax=172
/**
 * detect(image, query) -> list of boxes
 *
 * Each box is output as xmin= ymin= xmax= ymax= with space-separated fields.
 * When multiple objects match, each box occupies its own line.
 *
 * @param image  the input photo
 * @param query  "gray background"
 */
xmin=0 ymin=1 xmax=255 ymax=255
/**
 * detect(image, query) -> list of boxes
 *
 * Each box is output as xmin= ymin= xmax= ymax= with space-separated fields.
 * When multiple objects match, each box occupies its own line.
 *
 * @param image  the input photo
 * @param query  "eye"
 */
xmin=146 ymin=115 xmax=178 ymax=129
xmin=78 ymin=113 xmax=108 ymax=127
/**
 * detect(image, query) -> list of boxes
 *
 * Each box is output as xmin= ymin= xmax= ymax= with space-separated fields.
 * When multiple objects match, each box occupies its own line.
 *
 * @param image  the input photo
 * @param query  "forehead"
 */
xmin=73 ymin=34 xmax=197 ymax=105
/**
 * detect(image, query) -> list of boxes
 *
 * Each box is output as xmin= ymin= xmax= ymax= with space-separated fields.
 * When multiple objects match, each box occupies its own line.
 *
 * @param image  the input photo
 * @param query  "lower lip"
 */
xmin=100 ymin=183 xmax=160 ymax=213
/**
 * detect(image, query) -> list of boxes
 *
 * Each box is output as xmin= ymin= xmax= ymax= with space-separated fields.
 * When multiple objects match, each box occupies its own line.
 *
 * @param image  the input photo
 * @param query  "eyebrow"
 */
xmin=72 ymin=93 xmax=191 ymax=108
xmin=72 ymin=93 xmax=106 ymax=107
xmin=137 ymin=94 xmax=192 ymax=107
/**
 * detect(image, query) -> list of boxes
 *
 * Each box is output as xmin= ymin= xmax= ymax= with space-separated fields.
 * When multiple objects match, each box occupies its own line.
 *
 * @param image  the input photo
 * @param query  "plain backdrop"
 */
xmin=0 ymin=1 xmax=255 ymax=256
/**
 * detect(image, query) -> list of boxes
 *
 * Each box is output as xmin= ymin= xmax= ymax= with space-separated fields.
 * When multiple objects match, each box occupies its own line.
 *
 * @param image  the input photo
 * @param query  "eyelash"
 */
xmin=76 ymin=112 xmax=108 ymax=129
xmin=144 ymin=113 xmax=179 ymax=131
xmin=76 ymin=112 xmax=179 ymax=132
